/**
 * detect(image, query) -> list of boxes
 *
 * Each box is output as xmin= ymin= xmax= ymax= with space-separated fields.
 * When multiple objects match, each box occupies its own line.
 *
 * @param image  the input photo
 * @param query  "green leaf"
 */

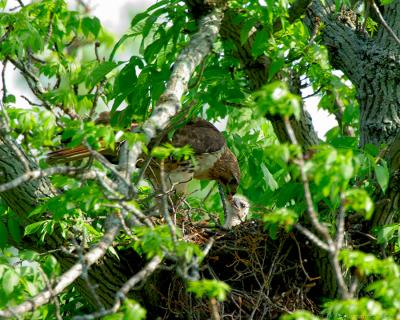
xmin=20 ymin=250 xmax=39 ymax=261
xmin=7 ymin=217 xmax=21 ymax=243
xmin=89 ymin=61 xmax=118 ymax=87
xmin=24 ymin=220 xmax=49 ymax=236
xmin=4 ymin=95 xmax=16 ymax=104
xmin=103 ymin=314 xmax=123 ymax=320
xmin=130 ymin=11 xmax=149 ymax=29
xmin=2 ymin=269 xmax=19 ymax=296
xmin=187 ymin=280 xmax=231 ymax=301
xmin=81 ymin=16 xmax=101 ymax=37
xmin=151 ymin=146 xmax=171 ymax=159
xmin=263 ymin=208 xmax=298 ymax=239
xmin=253 ymin=82 xmax=301 ymax=119
xmin=252 ymin=28 xmax=268 ymax=57
xmin=109 ymin=33 xmax=136 ymax=62
xmin=261 ymin=163 xmax=278 ymax=191
xmin=281 ymin=311 xmax=321 ymax=320
xmin=375 ymin=162 xmax=389 ymax=193
xmin=0 ymin=221 xmax=8 ymax=248
xmin=123 ymin=299 xmax=147 ymax=320
xmin=43 ymin=255 xmax=59 ymax=277
xmin=239 ymin=17 xmax=258 ymax=45
xmin=344 ymin=189 xmax=374 ymax=220
xmin=268 ymin=58 xmax=284 ymax=81
xmin=376 ymin=224 xmax=398 ymax=244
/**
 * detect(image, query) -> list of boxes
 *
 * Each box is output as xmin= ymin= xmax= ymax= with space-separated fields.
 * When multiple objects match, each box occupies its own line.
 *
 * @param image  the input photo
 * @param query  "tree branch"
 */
xmin=284 ymin=117 xmax=350 ymax=299
xmin=118 ymin=8 xmax=224 ymax=181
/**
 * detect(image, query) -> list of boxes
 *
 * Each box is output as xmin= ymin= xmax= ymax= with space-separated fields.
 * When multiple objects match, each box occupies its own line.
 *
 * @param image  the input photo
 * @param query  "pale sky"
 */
xmin=1 ymin=0 xmax=337 ymax=137
xmin=81 ymin=0 xmax=154 ymax=35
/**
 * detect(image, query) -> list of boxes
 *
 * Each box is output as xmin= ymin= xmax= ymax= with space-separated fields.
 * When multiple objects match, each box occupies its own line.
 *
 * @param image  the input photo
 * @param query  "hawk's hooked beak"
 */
xmin=225 ymin=176 xmax=240 ymax=198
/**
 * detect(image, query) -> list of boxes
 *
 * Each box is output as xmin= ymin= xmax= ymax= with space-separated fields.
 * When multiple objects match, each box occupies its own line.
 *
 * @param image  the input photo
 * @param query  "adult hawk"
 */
xmin=47 ymin=113 xmax=249 ymax=227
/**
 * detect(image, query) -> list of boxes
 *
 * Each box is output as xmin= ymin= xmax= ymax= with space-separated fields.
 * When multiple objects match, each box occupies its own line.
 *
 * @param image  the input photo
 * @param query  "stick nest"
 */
xmin=143 ymin=220 xmax=320 ymax=319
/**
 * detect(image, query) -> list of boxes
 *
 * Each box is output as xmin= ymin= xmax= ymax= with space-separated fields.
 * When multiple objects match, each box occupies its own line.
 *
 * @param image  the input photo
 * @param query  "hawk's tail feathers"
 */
xmin=46 ymin=146 xmax=92 ymax=164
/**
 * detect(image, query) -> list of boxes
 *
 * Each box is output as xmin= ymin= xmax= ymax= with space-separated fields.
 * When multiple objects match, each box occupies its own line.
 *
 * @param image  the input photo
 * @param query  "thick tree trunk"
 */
xmin=304 ymin=0 xmax=400 ymax=297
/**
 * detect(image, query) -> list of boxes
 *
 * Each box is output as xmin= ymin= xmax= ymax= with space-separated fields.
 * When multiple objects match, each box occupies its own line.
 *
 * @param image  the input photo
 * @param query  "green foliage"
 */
xmin=374 ymin=161 xmax=389 ymax=193
xmin=375 ymin=223 xmax=400 ymax=248
xmin=365 ymin=17 xmax=379 ymax=36
xmin=187 ymin=279 xmax=231 ymax=301
xmin=133 ymin=225 xmax=203 ymax=263
xmin=252 ymin=82 xmax=301 ymax=119
xmin=263 ymin=208 xmax=298 ymax=239
xmin=344 ymin=189 xmax=374 ymax=219
xmin=323 ymin=297 xmax=385 ymax=319
xmin=151 ymin=143 xmax=194 ymax=160
xmin=306 ymin=146 xmax=361 ymax=199
xmin=340 ymin=250 xmax=399 ymax=278
xmin=103 ymin=299 xmax=147 ymax=320
xmin=281 ymin=311 xmax=321 ymax=320
xmin=8 ymin=107 xmax=57 ymax=148
xmin=286 ymin=252 xmax=400 ymax=319
xmin=0 ymin=247 xmax=61 ymax=314
xmin=0 ymin=0 xmax=397 ymax=318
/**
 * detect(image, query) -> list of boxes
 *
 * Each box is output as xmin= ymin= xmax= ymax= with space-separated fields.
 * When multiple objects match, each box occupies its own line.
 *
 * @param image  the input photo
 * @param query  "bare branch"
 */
xmin=84 ymin=143 xmax=131 ymax=192
xmin=284 ymin=117 xmax=350 ymax=299
xmin=8 ymin=57 xmax=52 ymax=110
xmin=37 ymin=266 xmax=63 ymax=320
xmin=0 ymin=165 xmax=88 ymax=192
xmin=294 ymin=224 xmax=330 ymax=251
xmin=1 ymin=60 xmax=7 ymax=103
xmin=73 ymin=238 xmax=105 ymax=311
xmin=335 ymin=193 xmax=346 ymax=250
xmin=45 ymin=11 xmax=55 ymax=45
xmin=283 ymin=117 xmax=333 ymax=245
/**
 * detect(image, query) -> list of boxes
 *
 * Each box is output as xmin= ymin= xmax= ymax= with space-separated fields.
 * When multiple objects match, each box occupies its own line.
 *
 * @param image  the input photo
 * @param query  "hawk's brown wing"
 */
xmin=46 ymin=118 xmax=226 ymax=164
xmin=170 ymin=118 xmax=226 ymax=154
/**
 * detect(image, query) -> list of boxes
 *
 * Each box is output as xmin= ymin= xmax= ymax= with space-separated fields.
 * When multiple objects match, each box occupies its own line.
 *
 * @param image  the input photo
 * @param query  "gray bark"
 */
xmin=303 ymin=0 xmax=400 ymax=297
xmin=306 ymin=1 xmax=400 ymax=148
